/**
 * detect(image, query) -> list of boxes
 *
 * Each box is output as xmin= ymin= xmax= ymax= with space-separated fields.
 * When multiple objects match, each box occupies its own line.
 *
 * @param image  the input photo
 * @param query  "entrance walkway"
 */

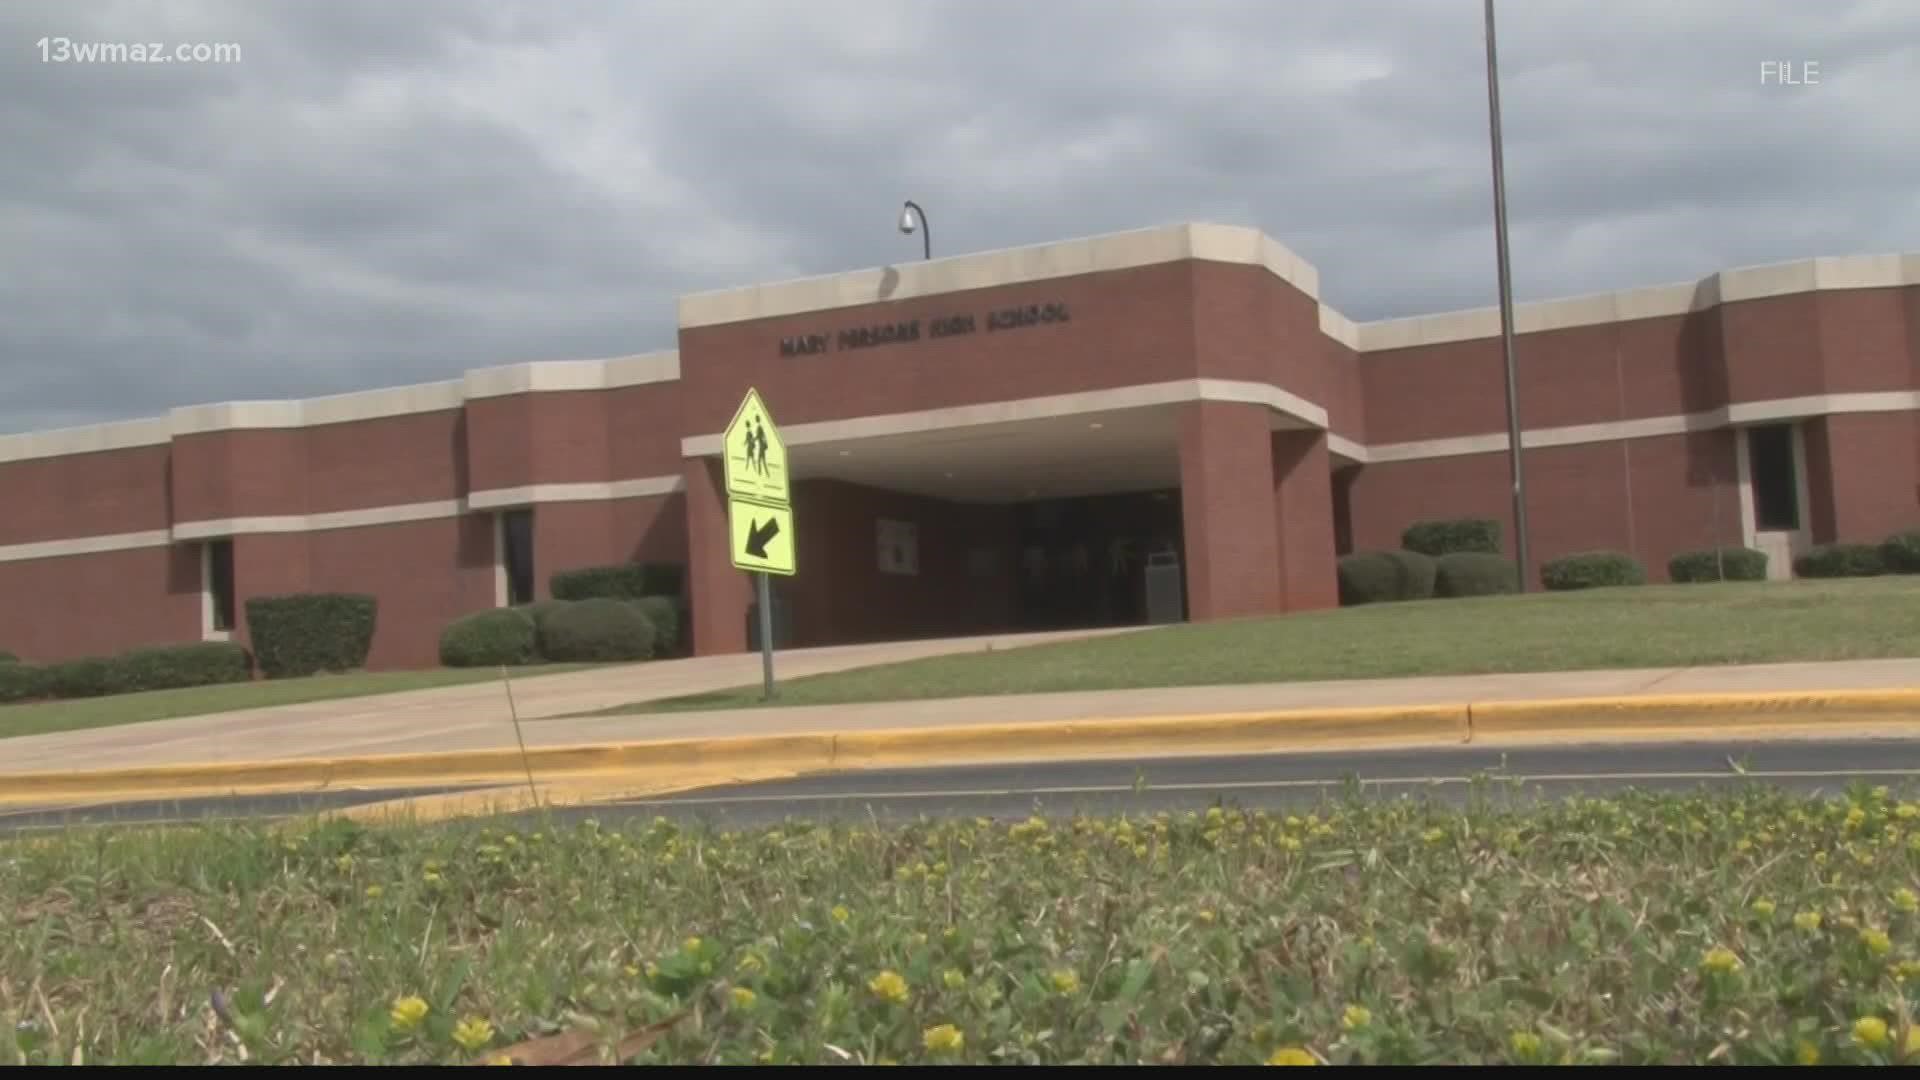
xmin=0 ymin=627 xmax=1141 ymax=775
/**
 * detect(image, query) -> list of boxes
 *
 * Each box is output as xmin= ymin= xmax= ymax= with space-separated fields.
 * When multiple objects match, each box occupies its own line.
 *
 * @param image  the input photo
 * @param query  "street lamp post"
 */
xmin=899 ymin=200 xmax=930 ymax=261
xmin=1483 ymin=0 xmax=1532 ymax=592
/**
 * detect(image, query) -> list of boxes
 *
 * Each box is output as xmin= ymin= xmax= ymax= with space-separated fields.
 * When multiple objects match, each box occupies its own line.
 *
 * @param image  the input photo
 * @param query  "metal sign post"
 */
xmin=722 ymin=387 xmax=796 ymax=702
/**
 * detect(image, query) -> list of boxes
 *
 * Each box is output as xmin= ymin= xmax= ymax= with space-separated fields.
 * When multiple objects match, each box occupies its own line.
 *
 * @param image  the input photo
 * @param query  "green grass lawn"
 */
xmin=600 ymin=577 xmax=1920 ymax=716
xmin=5 ymin=788 xmax=1919 ymax=1064
xmin=0 ymin=664 xmax=599 ymax=742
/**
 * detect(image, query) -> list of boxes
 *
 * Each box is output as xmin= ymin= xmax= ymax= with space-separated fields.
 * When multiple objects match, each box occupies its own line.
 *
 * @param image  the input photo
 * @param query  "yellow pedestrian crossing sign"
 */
xmin=728 ymin=499 xmax=795 ymax=576
xmin=723 ymin=388 xmax=789 ymax=507
xmin=723 ymin=388 xmax=796 ymax=577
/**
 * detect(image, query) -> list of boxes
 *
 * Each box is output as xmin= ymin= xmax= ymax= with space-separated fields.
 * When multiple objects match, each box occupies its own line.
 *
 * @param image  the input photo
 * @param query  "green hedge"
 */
xmin=539 ymin=598 xmax=656 ymax=663
xmin=1336 ymin=550 xmax=1437 ymax=605
xmin=1794 ymin=543 xmax=1886 ymax=579
xmin=1402 ymin=518 xmax=1502 ymax=557
xmin=0 ymin=662 xmax=44 ymax=703
xmin=2 ymin=642 xmax=251 ymax=701
xmin=1434 ymin=552 xmax=1520 ymax=598
xmin=0 ymin=650 xmax=17 ymax=664
xmin=1668 ymin=547 xmax=1768 ymax=583
xmin=439 ymin=609 xmax=538 ymax=668
xmin=116 ymin=642 xmax=253 ymax=690
xmin=1882 ymin=530 xmax=1920 ymax=575
xmin=1541 ymin=551 xmax=1647 ymax=591
xmin=632 ymin=596 xmax=682 ymax=655
xmin=245 ymin=593 xmax=378 ymax=679
xmin=550 ymin=563 xmax=685 ymax=602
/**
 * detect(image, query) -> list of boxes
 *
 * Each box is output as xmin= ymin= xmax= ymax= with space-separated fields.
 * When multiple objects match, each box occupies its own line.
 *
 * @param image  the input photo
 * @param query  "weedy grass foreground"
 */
xmin=7 ymin=784 xmax=1920 ymax=1065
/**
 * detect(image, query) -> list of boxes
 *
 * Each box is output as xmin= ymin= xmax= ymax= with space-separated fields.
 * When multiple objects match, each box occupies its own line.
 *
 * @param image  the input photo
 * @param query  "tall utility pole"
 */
xmin=1483 ymin=0 xmax=1532 ymax=591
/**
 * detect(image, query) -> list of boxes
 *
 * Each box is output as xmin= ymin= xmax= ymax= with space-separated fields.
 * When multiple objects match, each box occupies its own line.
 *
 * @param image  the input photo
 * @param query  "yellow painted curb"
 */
xmin=4 ymin=687 xmax=1919 ymax=808
xmin=1468 ymin=688 xmax=1920 ymax=738
xmin=831 ymin=703 xmax=1469 ymax=770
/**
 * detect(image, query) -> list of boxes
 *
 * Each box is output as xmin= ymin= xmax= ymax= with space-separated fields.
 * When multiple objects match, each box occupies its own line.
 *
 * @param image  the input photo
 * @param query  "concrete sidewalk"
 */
xmin=4 ymin=651 xmax=1916 ymax=777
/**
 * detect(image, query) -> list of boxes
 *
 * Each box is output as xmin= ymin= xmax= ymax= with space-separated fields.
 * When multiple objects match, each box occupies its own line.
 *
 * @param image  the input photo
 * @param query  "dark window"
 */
xmin=207 ymin=539 xmax=236 ymax=632
xmin=1748 ymin=424 xmax=1799 ymax=531
xmin=502 ymin=510 xmax=535 ymax=606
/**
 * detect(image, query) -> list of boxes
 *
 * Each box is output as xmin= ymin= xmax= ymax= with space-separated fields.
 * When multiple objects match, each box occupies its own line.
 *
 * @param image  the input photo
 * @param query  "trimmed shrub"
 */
xmin=516 ymin=600 xmax=574 ymax=660
xmin=1434 ymin=552 xmax=1520 ymax=598
xmin=537 ymin=591 xmax=656 ymax=661
xmin=40 ymin=657 xmax=122 ymax=699
xmin=632 ymin=596 xmax=682 ymax=655
xmin=1402 ymin=518 xmax=1502 ymax=557
xmin=550 ymin=563 xmax=685 ymax=603
xmin=1881 ymin=530 xmax=1920 ymax=575
xmin=440 ymin=608 xmax=539 ymax=668
xmin=114 ymin=642 xmax=252 ymax=691
xmin=1337 ymin=550 xmax=1438 ymax=605
xmin=538 ymin=597 xmax=656 ymax=663
xmin=1794 ymin=543 xmax=1886 ymax=579
xmin=0 ymin=662 xmax=44 ymax=703
xmin=245 ymin=593 xmax=378 ymax=679
xmin=1668 ymin=547 xmax=1768 ymax=583
xmin=1541 ymin=551 xmax=1647 ymax=592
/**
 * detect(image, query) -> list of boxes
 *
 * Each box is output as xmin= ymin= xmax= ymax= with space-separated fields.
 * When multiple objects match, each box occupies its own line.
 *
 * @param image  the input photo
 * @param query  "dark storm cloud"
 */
xmin=1 ymin=0 xmax=1915 ymax=434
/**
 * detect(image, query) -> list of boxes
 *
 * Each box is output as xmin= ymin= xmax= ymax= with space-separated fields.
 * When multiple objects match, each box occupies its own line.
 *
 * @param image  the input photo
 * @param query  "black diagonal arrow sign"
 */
xmin=745 ymin=515 xmax=780 ymax=558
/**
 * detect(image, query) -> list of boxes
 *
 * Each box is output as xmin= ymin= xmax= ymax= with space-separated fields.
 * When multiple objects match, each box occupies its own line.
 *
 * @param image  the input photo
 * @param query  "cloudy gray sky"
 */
xmin=2 ymin=0 xmax=1915 ymax=435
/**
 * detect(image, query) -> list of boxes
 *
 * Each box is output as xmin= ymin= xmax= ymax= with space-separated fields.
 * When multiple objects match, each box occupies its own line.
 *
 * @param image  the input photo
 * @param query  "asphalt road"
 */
xmin=10 ymin=737 xmax=1920 ymax=834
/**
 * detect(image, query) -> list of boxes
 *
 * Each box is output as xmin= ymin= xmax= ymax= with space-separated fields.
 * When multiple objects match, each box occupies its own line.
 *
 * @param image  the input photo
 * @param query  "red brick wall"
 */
xmin=305 ymin=411 xmax=468 ymax=513
xmin=0 ymin=544 xmax=199 ymax=662
xmin=1806 ymin=412 xmax=1920 ymax=543
xmin=1272 ymin=430 xmax=1338 ymax=610
xmin=303 ymin=517 xmax=497 ymax=670
xmin=0 ymin=444 xmax=172 ymax=545
xmin=1345 ymin=429 xmax=1744 ymax=585
xmin=170 ymin=430 xmax=309 ymax=523
xmin=674 ymin=263 xmax=1202 ymax=432
xmin=1177 ymin=401 xmax=1281 ymax=619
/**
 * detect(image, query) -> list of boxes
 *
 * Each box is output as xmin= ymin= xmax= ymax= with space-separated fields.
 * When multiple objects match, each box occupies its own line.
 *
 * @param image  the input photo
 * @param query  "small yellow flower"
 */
xmin=1752 ymin=898 xmax=1777 ymax=918
xmin=1898 ymin=803 xmax=1920 ymax=820
xmin=1197 ymin=909 xmax=1216 ymax=925
xmin=1049 ymin=969 xmax=1080 ymax=995
xmin=424 ymin=870 xmax=442 ymax=884
xmin=389 ymin=995 xmax=429 ymax=1033
xmin=1701 ymin=946 xmax=1742 ymax=974
xmin=1896 ymin=888 xmax=1919 ymax=914
xmin=1861 ymin=928 xmax=1893 ymax=956
xmin=1847 ymin=807 xmax=1868 ymax=830
xmin=1794 ymin=1039 xmax=1819 ymax=1065
xmin=1853 ymin=1015 xmax=1890 ymax=1049
xmin=1794 ymin=911 xmax=1823 ymax=932
xmin=452 ymin=1016 xmax=495 ymax=1052
xmin=1266 ymin=1047 xmax=1318 ymax=1066
xmin=683 ymin=936 xmax=702 ymax=953
xmin=1342 ymin=1004 xmax=1371 ymax=1030
xmin=923 ymin=1023 xmax=964 ymax=1054
xmin=364 ymin=884 xmax=384 ymax=899
xmin=1280 ymin=835 xmax=1304 ymax=852
xmin=730 ymin=986 xmax=757 ymax=1008
xmin=1422 ymin=828 xmax=1446 ymax=845
xmin=1509 ymin=1031 xmax=1542 ymax=1059
xmin=623 ymin=964 xmax=641 ymax=978
xmin=487 ymin=1053 xmax=514 ymax=1066
xmin=831 ymin=905 xmax=850 ymax=923
xmin=869 ymin=970 xmax=910 ymax=1004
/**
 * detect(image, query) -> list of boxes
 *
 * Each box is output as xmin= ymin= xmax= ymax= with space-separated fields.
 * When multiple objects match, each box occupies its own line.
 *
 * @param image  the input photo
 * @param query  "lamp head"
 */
xmin=898 ymin=205 xmax=918 ymax=234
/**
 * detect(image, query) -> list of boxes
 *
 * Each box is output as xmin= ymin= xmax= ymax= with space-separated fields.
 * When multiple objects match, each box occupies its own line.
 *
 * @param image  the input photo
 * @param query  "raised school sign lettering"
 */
xmin=778 ymin=302 xmax=1071 ymax=357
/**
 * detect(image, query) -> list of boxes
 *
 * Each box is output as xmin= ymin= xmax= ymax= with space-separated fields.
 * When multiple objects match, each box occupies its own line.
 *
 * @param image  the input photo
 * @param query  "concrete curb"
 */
xmin=4 ymin=688 xmax=1920 ymax=806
